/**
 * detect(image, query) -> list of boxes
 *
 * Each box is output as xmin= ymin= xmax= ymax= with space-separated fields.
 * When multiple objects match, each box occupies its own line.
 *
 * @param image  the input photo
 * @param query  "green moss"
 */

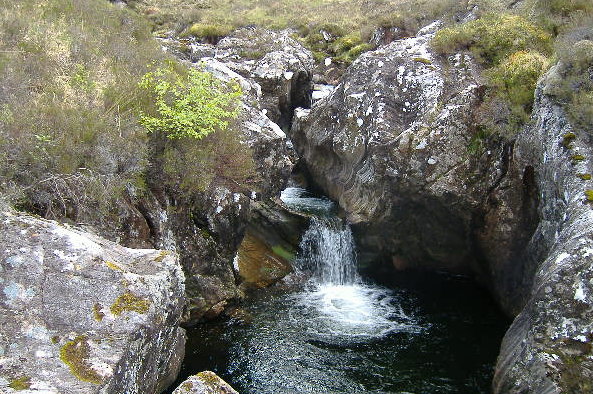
xmin=110 ymin=291 xmax=151 ymax=316
xmin=413 ymin=57 xmax=433 ymax=65
xmin=572 ymin=154 xmax=586 ymax=162
xmin=271 ymin=245 xmax=295 ymax=261
xmin=578 ymin=173 xmax=592 ymax=180
xmin=562 ymin=132 xmax=577 ymax=148
xmin=8 ymin=376 xmax=31 ymax=390
xmin=104 ymin=260 xmax=123 ymax=271
xmin=196 ymin=371 xmax=220 ymax=385
xmin=59 ymin=336 xmax=103 ymax=384
xmin=153 ymin=250 xmax=170 ymax=263
xmin=51 ymin=335 xmax=60 ymax=344
xmin=585 ymin=190 xmax=593 ymax=201
xmin=93 ymin=303 xmax=104 ymax=321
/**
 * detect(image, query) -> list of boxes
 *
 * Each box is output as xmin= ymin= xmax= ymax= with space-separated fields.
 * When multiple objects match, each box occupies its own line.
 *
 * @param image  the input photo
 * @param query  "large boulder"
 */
xmin=290 ymin=22 xmax=527 ymax=282
xmin=0 ymin=207 xmax=186 ymax=393
xmin=493 ymin=66 xmax=593 ymax=393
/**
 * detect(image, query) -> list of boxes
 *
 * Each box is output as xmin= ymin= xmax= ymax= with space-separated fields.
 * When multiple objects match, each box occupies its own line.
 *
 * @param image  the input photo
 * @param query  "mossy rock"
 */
xmin=110 ymin=292 xmax=151 ymax=316
xmin=8 ymin=376 xmax=31 ymax=390
xmin=59 ymin=336 xmax=103 ymax=384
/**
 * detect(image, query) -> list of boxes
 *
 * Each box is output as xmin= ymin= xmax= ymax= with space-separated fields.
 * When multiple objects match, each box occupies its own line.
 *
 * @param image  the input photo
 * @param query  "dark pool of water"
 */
xmin=174 ymin=270 xmax=509 ymax=393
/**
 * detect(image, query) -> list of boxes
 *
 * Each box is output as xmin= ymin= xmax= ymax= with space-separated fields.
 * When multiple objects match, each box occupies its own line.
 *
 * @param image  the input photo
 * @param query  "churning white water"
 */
xmin=281 ymin=187 xmax=418 ymax=339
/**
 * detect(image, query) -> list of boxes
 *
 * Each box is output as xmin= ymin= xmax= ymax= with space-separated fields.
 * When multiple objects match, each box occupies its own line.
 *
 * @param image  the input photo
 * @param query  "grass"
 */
xmin=0 ymin=0 xmax=257 ymax=222
xmin=129 ymin=0 xmax=469 ymax=64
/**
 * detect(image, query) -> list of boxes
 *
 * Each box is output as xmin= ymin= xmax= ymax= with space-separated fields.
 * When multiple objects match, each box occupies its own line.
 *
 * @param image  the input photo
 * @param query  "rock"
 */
xmin=0 ymin=207 xmax=186 ymax=393
xmin=214 ymin=27 xmax=314 ymax=129
xmin=172 ymin=371 xmax=238 ymax=394
xmin=170 ymin=27 xmax=315 ymax=130
xmin=236 ymin=231 xmax=293 ymax=288
xmin=493 ymin=65 xmax=593 ymax=393
xmin=290 ymin=22 xmax=507 ymax=273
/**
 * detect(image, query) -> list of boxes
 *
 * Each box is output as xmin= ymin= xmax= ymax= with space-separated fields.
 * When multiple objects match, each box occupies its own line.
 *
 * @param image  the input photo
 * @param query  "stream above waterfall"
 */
xmin=176 ymin=187 xmax=509 ymax=393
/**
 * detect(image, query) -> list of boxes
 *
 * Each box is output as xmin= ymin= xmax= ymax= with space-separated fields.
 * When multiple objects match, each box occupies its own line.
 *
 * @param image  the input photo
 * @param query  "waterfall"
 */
xmin=297 ymin=216 xmax=359 ymax=285
xmin=280 ymin=186 xmax=359 ymax=285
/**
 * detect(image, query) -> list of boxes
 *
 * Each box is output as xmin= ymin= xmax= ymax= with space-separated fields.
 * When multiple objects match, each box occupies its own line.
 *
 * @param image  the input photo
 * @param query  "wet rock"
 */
xmin=236 ymin=231 xmax=293 ymax=288
xmin=172 ymin=371 xmax=238 ymax=394
xmin=493 ymin=66 xmax=593 ymax=393
xmin=0 ymin=208 xmax=186 ymax=393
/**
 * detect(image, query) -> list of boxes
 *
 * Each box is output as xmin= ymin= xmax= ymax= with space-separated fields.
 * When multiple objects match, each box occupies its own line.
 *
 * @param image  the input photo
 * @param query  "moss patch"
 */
xmin=578 ymin=173 xmax=592 ymax=180
xmin=110 ymin=292 xmax=151 ymax=316
xmin=572 ymin=154 xmax=586 ymax=162
xmin=93 ymin=303 xmax=104 ymax=322
xmin=8 ymin=376 xmax=31 ymax=390
xmin=105 ymin=261 xmax=123 ymax=271
xmin=59 ymin=336 xmax=103 ymax=384
xmin=562 ymin=132 xmax=577 ymax=148
xmin=271 ymin=245 xmax=296 ymax=261
xmin=413 ymin=57 xmax=433 ymax=65
xmin=585 ymin=190 xmax=593 ymax=202
xmin=153 ymin=250 xmax=169 ymax=263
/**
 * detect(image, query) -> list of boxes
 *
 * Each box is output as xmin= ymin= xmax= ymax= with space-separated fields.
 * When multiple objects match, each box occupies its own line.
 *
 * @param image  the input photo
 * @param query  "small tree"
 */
xmin=138 ymin=63 xmax=242 ymax=140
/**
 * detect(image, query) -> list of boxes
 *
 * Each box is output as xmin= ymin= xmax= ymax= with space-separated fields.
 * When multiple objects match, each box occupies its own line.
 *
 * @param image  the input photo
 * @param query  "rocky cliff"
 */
xmin=0 ymin=205 xmax=186 ymax=393
xmin=493 ymin=66 xmax=593 ymax=393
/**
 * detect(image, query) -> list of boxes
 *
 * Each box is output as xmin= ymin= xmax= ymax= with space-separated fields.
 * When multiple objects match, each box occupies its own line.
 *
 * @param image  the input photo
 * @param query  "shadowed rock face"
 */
xmin=291 ymin=21 xmax=593 ymax=392
xmin=0 ymin=207 xmax=186 ymax=393
xmin=494 ymin=67 xmax=593 ymax=394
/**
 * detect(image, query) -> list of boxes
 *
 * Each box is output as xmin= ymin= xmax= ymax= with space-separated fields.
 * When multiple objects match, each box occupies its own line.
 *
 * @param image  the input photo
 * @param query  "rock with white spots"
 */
xmin=493 ymin=66 xmax=593 ymax=393
xmin=0 ymin=208 xmax=186 ymax=393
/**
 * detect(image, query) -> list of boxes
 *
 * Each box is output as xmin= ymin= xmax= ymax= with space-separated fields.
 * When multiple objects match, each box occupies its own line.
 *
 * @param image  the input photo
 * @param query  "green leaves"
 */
xmin=138 ymin=64 xmax=242 ymax=140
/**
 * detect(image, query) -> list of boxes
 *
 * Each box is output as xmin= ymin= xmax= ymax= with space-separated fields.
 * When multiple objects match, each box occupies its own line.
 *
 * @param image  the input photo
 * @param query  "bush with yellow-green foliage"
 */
xmin=432 ymin=13 xmax=552 ymax=66
xmin=138 ymin=64 xmax=257 ymax=194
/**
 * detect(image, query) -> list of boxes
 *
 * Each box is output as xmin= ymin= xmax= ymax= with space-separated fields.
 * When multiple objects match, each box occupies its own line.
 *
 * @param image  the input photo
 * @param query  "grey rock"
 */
xmin=0 ymin=208 xmax=186 ymax=393
xmin=290 ymin=22 xmax=506 ymax=272
xmin=493 ymin=65 xmax=593 ymax=393
xmin=172 ymin=371 xmax=238 ymax=394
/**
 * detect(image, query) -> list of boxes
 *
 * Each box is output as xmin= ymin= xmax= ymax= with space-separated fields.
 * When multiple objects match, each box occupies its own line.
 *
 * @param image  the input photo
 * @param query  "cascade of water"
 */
xmin=281 ymin=187 xmax=360 ymax=285
xmin=297 ymin=216 xmax=359 ymax=285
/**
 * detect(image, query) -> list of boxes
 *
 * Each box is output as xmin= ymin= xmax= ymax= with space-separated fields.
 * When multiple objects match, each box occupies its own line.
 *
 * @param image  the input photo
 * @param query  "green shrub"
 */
xmin=183 ymin=23 xmax=234 ymax=42
xmin=432 ymin=13 xmax=552 ymax=66
xmin=138 ymin=63 xmax=242 ymax=140
xmin=486 ymin=50 xmax=550 ymax=119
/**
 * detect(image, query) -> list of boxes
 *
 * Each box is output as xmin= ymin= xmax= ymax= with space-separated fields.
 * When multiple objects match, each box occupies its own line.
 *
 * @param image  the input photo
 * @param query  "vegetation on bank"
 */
xmin=128 ymin=0 xmax=469 ymax=65
xmin=432 ymin=0 xmax=593 ymax=142
xmin=0 ymin=0 xmax=254 ymax=222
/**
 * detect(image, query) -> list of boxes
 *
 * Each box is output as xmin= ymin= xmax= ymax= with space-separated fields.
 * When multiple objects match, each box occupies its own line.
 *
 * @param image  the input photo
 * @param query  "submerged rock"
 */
xmin=0 ymin=208 xmax=186 ymax=393
xmin=172 ymin=371 xmax=238 ymax=394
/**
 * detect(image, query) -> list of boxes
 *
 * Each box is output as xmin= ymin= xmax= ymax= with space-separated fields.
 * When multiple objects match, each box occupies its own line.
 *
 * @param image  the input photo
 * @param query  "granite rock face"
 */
xmin=291 ymin=20 xmax=593 ymax=393
xmin=0 ymin=208 xmax=186 ymax=393
xmin=493 ymin=66 xmax=593 ymax=394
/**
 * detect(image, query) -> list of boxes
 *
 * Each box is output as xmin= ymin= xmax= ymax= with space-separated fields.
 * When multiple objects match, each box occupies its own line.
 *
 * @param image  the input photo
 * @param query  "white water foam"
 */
xmin=281 ymin=186 xmax=420 ymax=340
